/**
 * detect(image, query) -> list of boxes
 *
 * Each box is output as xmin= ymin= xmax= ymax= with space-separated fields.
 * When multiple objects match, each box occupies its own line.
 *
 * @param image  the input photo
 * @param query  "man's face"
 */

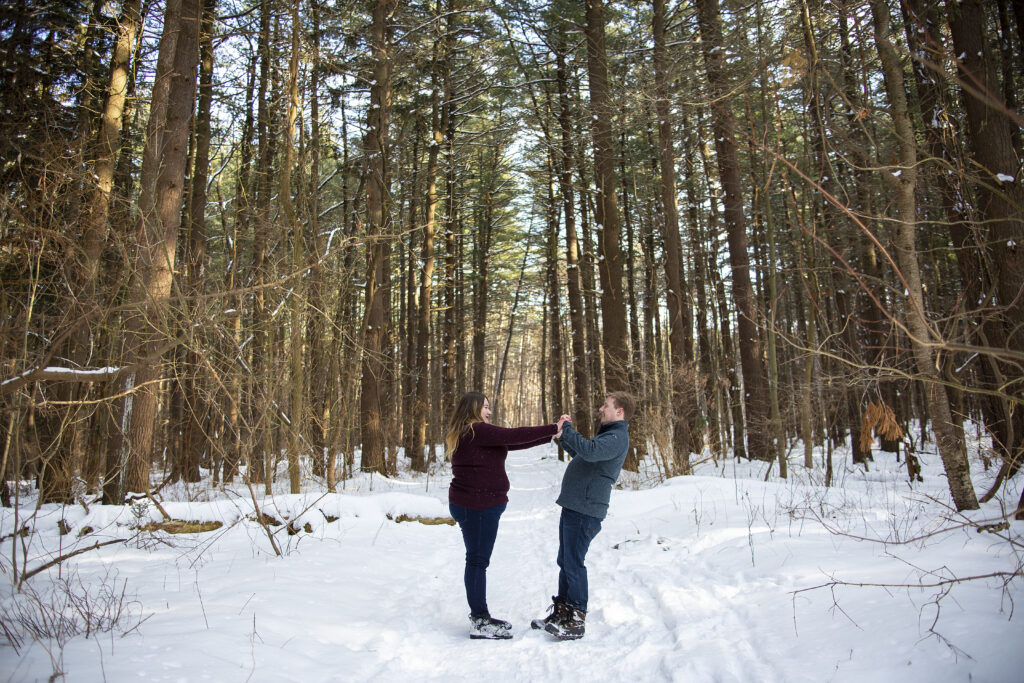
xmin=598 ymin=396 xmax=623 ymax=424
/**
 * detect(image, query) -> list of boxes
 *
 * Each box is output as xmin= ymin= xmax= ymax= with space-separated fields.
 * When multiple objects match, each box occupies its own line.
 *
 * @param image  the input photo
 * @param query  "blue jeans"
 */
xmin=450 ymin=502 xmax=506 ymax=617
xmin=556 ymin=507 xmax=602 ymax=612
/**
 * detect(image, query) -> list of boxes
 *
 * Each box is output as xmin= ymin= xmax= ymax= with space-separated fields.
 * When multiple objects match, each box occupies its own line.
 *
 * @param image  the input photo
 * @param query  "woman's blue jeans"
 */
xmin=450 ymin=502 xmax=506 ymax=617
xmin=556 ymin=507 xmax=602 ymax=612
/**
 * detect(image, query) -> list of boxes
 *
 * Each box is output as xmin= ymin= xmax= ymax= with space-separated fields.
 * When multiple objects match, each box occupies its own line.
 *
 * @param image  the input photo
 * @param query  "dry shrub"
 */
xmin=139 ymin=520 xmax=223 ymax=534
xmin=389 ymin=514 xmax=456 ymax=526
xmin=859 ymin=401 xmax=904 ymax=453
xmin=0 ymin=566 xmax=146 ymax=655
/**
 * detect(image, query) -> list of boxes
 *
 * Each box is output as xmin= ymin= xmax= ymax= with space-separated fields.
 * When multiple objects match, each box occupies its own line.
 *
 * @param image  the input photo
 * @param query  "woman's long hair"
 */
xmin=445 ymin=391 xmax=487 ymax=458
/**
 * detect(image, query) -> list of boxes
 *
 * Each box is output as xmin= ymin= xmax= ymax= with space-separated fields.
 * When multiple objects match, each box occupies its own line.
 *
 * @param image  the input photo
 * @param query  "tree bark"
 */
xmin=177 ymin=0 xmax=216 ymax=486
xmin=120 ymin=0 xmax=200 ymax=497
xmin=696 ymin=0 xmax=773 ymax=461
xmin=248 ymin=0 xmax=273 ymax=489
xmin=39 ymin=0 xmax=146 ymax=504
xmin=306 ymin=0 xmax=329 ymax=480
xmin=221 ymin=53 xmax=254 ymax=485
xmin=873 ymin=0 xmax=978 ymax=511
xmin=441 ymin=39 xmax=459 ymax=416
xmin=472 ymin=153 xmax=493 ymax=392
xmin=947 ymin=0 xmax=1024 ymax=487
xmin=360 ymin=0 xmax=394 ymax=474
xmin=683 ymin=112 xmax=717 ymax=455
xmin=555 ymin=36 xmax=592 ymax=437
xmin=283 ymin=0 xmax=303 ymax=493
xmin=411 ymin=3 xmax=450 ymax=472
xmin=584 ymin=0 xmax=629 ymax=394
xmin=654 ymin=0 xmax=694 ymax=474
xmin=494 ymin=245 xmax=530 ymax=417
xmin=546 ymin=149 xmax=565 ymax=423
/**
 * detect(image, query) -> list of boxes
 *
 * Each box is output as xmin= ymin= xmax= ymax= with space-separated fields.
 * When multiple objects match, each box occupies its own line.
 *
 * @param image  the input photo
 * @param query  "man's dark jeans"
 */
xmin=556 ymin=506 xmax=602 ymax=612
xmin=450 ymin=502 xmax=506 ymax=617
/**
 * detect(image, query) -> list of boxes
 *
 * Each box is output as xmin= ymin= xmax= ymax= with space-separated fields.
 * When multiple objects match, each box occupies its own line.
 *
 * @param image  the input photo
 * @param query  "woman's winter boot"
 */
xmin=469 ymin=614 xmax=513 ymax=640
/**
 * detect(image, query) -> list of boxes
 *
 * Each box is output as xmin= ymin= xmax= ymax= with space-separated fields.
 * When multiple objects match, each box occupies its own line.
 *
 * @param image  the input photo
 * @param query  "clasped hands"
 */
xmin=554 ymin=414 xmax=572 ymax=440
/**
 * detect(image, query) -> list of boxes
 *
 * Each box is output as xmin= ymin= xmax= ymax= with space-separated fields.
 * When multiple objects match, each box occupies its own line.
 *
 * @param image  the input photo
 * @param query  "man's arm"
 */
xmin=558 ymin=423 xmax=627 ymax=462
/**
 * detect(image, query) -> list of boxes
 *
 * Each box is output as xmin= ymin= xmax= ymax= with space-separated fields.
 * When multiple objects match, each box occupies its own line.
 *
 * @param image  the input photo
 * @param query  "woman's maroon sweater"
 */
xmin=449 ymin=422 xmax=558 ymax=510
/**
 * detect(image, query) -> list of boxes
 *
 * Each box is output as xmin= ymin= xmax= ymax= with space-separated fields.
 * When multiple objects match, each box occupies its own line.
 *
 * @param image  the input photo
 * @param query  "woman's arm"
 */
xmin=470 ymin=422 xmax=557 ymax=448
xmin=508 ymin=434 xmax=557 ymax=451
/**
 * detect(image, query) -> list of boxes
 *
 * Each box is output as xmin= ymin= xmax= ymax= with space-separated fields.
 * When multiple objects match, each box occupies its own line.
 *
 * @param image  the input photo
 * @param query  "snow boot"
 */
xmin=544 ymin=604 xmax=586 ymax=640
xmin=531 ymin=597 xmax=566 ymax=630
xmin=469 ymin=614 xmax=513 ymax=640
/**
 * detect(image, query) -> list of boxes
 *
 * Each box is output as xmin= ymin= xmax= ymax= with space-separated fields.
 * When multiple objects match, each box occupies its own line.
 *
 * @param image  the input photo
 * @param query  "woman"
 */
xmin=446 ymin=391 xmax=566 ymax=639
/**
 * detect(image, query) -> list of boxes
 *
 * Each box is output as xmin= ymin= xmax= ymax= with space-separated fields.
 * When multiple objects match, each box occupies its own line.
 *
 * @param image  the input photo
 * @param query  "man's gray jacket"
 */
xmin=555 ymin=420 xmax=630 ymax=520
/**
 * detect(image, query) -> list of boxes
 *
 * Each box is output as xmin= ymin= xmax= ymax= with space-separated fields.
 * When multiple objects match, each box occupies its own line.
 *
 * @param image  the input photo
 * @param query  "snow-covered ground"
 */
xmin=2 ymin=438 xmax=1022 ymax=682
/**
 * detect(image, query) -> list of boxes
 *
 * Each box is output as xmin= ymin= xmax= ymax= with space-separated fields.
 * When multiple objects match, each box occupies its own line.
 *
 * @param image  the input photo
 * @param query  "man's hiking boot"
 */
xmin=530 ymin=597 xmax=566 ymax=630
xmin=543 ymin=604 xmax=586 ymax=640
xmin=469 ymin=614 xmax=513 ymax=640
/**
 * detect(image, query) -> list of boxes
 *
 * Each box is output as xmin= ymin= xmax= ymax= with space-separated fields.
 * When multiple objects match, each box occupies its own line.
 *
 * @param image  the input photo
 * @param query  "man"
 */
xmin=532 ymin=391 xmax=635 ymax=640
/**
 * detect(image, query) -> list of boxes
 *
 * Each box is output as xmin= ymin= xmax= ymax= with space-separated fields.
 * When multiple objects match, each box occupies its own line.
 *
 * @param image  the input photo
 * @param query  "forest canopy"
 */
xmin=1 ymin=0 xmax=1022 ymax=516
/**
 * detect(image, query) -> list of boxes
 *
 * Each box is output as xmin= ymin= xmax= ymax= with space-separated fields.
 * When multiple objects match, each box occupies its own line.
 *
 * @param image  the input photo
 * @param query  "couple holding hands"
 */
xmin=445 ymin=390 xmax=636 ymax=641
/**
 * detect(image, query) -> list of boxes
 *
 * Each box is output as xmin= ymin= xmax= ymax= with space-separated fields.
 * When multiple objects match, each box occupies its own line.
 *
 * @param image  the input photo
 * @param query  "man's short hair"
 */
xmin=607 ymin=391 xmax=636 ymax=421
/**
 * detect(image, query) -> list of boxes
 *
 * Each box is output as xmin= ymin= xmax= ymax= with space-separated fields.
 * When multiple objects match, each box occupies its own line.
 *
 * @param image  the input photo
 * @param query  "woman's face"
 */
xmin=481 ymin=399 xmax=492 ymax=423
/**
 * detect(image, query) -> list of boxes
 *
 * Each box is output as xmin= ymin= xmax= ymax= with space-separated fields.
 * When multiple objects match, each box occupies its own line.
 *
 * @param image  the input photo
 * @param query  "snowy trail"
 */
xmin=397 ymin=447 xmax=786 ymax=683
xmin=3 ymin=441 xmax=1022 ymax=682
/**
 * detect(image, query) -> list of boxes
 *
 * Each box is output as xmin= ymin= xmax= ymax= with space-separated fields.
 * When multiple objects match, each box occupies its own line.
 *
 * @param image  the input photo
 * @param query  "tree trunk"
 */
xmin=621 ymin=145 xmax=641 ymax=391
xmin=683 ymin=112 xmax=716 ymax=456
xmin=401 ymin=148 xmax=417 ymax=468
xmin=360 ymin=0 xmax=394 ymax=474
xmin=306 ymin=0 xmax=329 ymax=480
xmin=947 ymin=0 xmax=1024 ymax=487
xmin=282 ymin=0 xmax=303 ymax=493
xmin=472 ymin=160 xmax=493 ymax=392
xmin=994 ymin=0 xmax=1022 ymax=155
xmin=84 ymin=0 xmax=141 ymax=311
xmin=222 ymin=51 xmax=253 ymax=484
xmin=546 ymin=150 xmax=565 ymax=422
xmin=576 ymin=132 xmax=604 ymax=427
xmin=247 ymin=0 xmax=273 ymax=489
xmin=455 ymin=226 xmax=466 ymax=399
xmin=696 ymin=0 xmax=773 ymax=461
xmin=552 ymin=38 xmax=592 ymax=438
xmin=39 ymin=0 xmax=146 ymax=504
xmin=654 ymin=0 xmax=693 ymax=474
xmin=121 ymin=0 xmax=200 ymax=497
xmin=494 ymin=246 xmax=530 ymax=417
xmin=584 ymin=0 xmax=629 ymax=394
xmin=441 ymin=66 xmax=458 ymax=416
xmin=873 ymin=0 xmax=978 ymax=511
xmin=412 ymin=4 xmax=451 ymax=471
xmin=177 ymin=0 xmax=216 ymax=486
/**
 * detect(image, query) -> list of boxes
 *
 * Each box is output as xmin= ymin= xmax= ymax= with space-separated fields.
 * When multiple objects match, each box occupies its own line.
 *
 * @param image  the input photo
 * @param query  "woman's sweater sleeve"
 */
xmin=508 ymin=434 xmax=557 ymax=451
xmin=471 ymin=422 xmax=557 ymax=448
